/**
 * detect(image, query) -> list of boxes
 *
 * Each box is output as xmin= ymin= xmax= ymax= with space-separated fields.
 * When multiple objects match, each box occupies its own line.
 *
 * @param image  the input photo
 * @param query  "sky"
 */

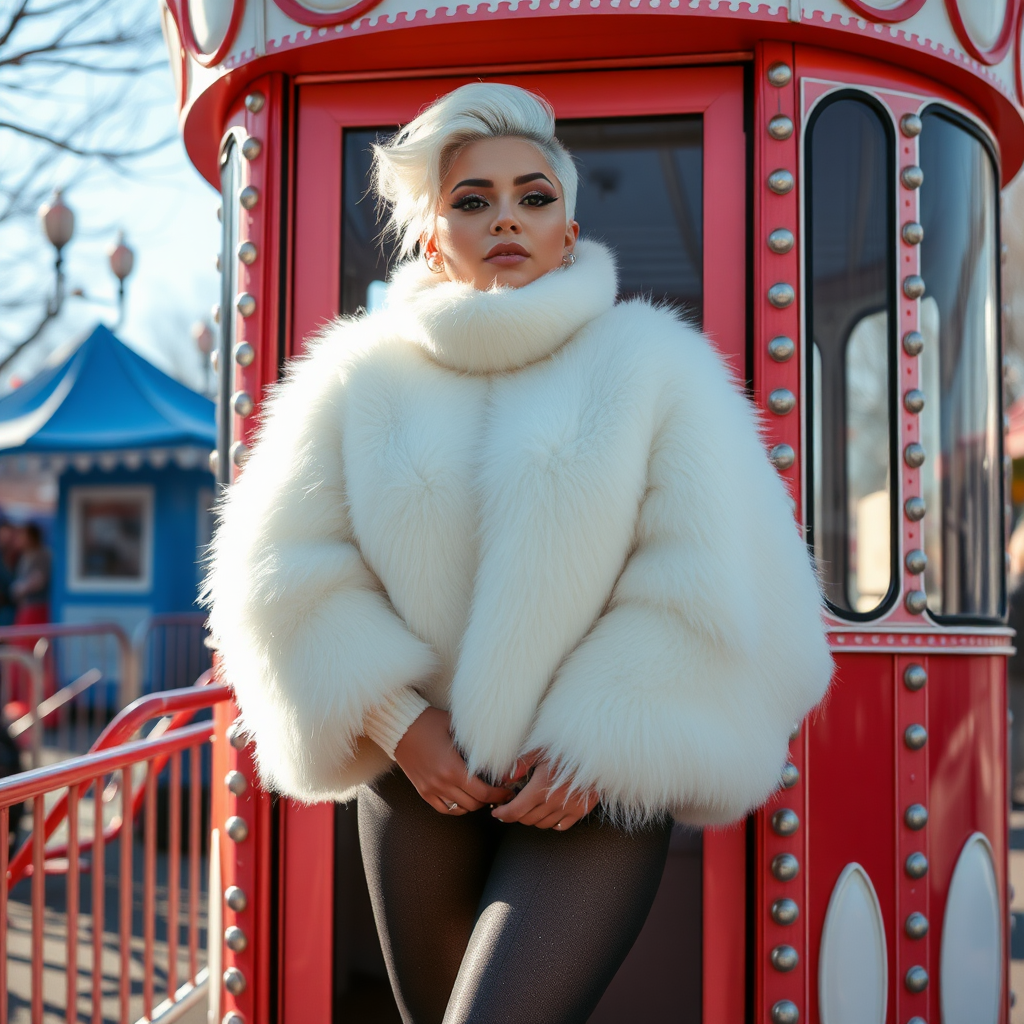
xmin=1 ymin=0 xmax=221 ymax=397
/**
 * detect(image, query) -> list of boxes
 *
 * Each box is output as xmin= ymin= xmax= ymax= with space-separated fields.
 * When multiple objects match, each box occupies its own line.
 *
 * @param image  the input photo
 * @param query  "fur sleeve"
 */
xmin=203 ymin=323 xmax=437 ymax=802
xmin=525 ymin=317 xmax=833 ymax=827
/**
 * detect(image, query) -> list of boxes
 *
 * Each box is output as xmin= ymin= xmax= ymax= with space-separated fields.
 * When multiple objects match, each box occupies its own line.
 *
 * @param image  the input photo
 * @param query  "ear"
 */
xmin=423 ymin=234 xmax=442 ymax=262
xmin=564 ymin=220 xmax=580 ymax=251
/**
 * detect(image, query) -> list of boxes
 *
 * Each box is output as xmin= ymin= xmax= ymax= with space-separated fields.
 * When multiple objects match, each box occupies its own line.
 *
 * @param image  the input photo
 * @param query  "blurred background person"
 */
xmin=11 ymin=522 xmax=49 ymax=626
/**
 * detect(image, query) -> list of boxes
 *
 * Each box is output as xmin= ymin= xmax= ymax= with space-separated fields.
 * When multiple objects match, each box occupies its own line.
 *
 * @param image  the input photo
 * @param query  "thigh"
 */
xmin=358 ymin=768 xmax=496 ymax=1024
xmin=443 ymin=814 xmax=673 ymax=1024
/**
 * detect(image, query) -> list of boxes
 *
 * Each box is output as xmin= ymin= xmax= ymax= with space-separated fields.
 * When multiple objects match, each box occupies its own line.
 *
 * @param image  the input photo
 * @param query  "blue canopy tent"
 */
xmin=0 ymin=325 xmax=216 ymax=695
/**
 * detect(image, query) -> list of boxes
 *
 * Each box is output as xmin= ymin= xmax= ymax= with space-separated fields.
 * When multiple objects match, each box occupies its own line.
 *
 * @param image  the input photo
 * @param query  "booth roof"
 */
xmin=0 ymin=324 xmax=215 ymax=454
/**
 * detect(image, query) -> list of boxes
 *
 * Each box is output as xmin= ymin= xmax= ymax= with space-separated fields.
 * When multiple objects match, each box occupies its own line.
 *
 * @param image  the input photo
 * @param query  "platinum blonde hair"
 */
xmin=372 ymin=83 xmax=578 ymax=257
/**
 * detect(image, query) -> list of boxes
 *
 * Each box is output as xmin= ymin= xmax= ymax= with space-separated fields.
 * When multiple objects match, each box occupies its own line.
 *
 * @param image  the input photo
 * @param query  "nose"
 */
xmin=491 ymin=202 xmax=521 ymax=234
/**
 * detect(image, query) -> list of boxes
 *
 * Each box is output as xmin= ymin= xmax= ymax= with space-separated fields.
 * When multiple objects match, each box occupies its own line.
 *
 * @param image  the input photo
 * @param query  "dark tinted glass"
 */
xmin=807 ymin=97 xmax=894 ymax=615
xmin=918 ymin=111 xmax=1002 ymax=618
xmin=341 ymin=118 xmax=703 ymax=317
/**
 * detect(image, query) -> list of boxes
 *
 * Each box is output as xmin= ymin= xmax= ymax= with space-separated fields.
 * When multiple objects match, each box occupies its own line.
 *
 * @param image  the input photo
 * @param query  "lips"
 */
xmin=485 ymin=242 xmax=529 ymax=263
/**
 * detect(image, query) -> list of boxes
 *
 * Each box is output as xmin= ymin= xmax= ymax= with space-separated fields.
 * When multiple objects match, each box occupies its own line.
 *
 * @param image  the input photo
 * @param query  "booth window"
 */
xmin=806 ymin=95 xmax=896 ymax=616
xmin=341 ymin=117 xmax=703 ymax=318
xmin=68 ymin=486 xmax=153 ymax=592
xmin=918 ymin=109 xmax=1002 ymax=618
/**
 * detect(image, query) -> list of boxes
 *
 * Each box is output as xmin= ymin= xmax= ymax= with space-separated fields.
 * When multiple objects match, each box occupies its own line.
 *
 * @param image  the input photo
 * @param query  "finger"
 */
xmin=518 ymin=799 xmax=565 ymax=827
xmin=461 ymin=774 xmax=514 ymax=805
xmin=449 ymin=787 xmax=485 ymax=813
xmin=505 ymin=750 xmax=541 ymax=783
xmin=492 ymin=786 xmax=545 ymax=823
xmin=554 ymin=813 xmax=582 ymax=830
xmin=533 ymin=807 xmax=567 ymax=830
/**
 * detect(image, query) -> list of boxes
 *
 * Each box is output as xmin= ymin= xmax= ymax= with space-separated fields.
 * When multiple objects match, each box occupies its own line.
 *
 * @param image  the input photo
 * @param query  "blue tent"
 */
xmin=0 ymin=324 xmax=214 ymax=455
xmin=0 ymin=325 xmax=216 ymax=676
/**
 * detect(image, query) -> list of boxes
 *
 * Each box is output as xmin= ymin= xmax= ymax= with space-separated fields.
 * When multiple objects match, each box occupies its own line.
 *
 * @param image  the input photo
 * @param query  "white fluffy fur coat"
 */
xmin=205 ymin=241 xmax=832 ymax=826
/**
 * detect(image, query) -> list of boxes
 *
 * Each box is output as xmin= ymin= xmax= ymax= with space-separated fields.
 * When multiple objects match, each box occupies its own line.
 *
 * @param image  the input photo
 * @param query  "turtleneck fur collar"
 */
xmin=385 ymin=239 xmax=618 ymax=374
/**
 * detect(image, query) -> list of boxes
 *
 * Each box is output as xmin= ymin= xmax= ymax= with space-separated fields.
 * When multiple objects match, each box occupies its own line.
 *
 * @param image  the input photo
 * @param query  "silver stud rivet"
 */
xmin=238 ymin=240 xmax=258 ymax=265
xmin=769 ymin=444 xmax=796 ymax=471
xmin=772 ymin=808 xmax=800 ymax=837
xmin=903 ymin=275 xmax=926 ymax=300
xmin=903 ymin=330 xmax=924 ymax=356
xmin=904 ymin=724 xmax=927 ymax=750
xmin=905 ymin=911 xmax=929 ymax=939
xmin=231 ymin=392 xmax=254 ymax=418
xmin=768 ymin=115 xmax=794 ymax=140
xmin=789 ymin=721 xmax=801 ymax=741
xmin=904 ymin=496 xmax=926 ymax=522
xmin=767 ymin=228 xmax=795 ymax=254
xmin=901 ymin=113 xmax=923 ymax=137
xmin=902 ymin=221 xmax=924 ymax=245
xmin=907 ymin=1019 xmax=926 ymax=1024
xmin=209 ymin=450 xmax=219 ymax=475
xmin=768 ymin=169 xmax=795 ymax=195
xmin=225 ymin=769 xmax=248 ymax=795
xmin=901 ymin=165 xmax=924 ymax=189
xmin=241 ymin=137 xmax=262 ymax=161
xmin=771 ymin=897 xmax=800 ymax=925
xmin=236 ymin=292 xmax=256 ymax=318
xmin=904 ymin=664 xmax=927 ymax=690
xmin=226 ymin=722 xmax=247 ymax=750
xmin=905 ymin=590 xmax=927 ymax=615
xmin=905 ymin=852 xmax=929 ymax=878
xmin=904 ymin=389 xmax=925 ymax=413
xmin=225 ymin=885 xmax=248 ymax=912
xmin=904 ymin=443 xmax=926 ymax=468
xmin=781 ymin=762 xmax=800 ymax=789
xmin=771 ymin=999 xmax=800 ymax=1024
xmin=239 ymin=185 xmax=259 ymax=210
xmin=245 ymin=92 xmax=266 ymax=113
xmin=223 ymin=1013 xmax=244 ymax=1024
xmin=771 ymin=944 xmax=799 ymax=972
xmin=905 ymin=965 xmax=929 ymax=992
xmin=904 ymin=803 xmax=928 ymax=830
xmin=223 ymin=967 xmax=247 ymax=995
xmin=225 ymin=815 xmax=249 ymax=843
xmin=768 ymin=283 xmax=795 ymax=308
xmin=230 ymin=441 xmax=250 ymax=468
xmin=234 ymin=341 xmax=255 ymax=367
xmin=768 ymin=336 xmax=795 ymax=362
xmin=768 ymin=389 xmax=796 ymax=415
xmin=905 ymin=548 xmax=927 ymax=574
xmin=225 ymin=924 xmax=248 ymax=952
xmin=772 ymin=853 xmax=800 ymax=881
xmin=767 ymin=62 xmax=793 ymax=87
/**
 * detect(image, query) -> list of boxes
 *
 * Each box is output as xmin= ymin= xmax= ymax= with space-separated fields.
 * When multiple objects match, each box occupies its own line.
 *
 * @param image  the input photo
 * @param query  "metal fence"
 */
xmin=1 ymin=681 xmax=230 ymax=1024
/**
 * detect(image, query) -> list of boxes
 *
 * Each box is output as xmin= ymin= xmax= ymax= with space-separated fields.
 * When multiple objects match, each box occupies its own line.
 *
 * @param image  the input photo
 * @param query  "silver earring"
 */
xmin=562 ymin=252 xmax=576 ymax=266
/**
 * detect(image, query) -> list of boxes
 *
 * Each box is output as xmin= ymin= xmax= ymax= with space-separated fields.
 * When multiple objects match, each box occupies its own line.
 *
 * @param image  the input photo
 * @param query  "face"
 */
xmin=425 ymin=136 xmax=579 ymax=291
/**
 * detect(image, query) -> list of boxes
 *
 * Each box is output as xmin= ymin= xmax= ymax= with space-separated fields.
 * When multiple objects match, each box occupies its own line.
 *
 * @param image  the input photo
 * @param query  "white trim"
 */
xmin=68 ymin=485 xmax=154 ymax=594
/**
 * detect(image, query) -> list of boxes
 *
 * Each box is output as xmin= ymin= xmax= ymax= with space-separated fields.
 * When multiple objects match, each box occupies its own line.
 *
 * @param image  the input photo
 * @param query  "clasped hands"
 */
xmin=393 ymin=707 xmax=599 ymax=830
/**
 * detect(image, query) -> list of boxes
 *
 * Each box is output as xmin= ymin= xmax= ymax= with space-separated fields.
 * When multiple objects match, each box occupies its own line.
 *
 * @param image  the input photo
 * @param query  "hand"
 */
xmin=394 ymin=707 xmax=513 ymax=815
xmin=491 ymin=752 xmax=599 ymax=830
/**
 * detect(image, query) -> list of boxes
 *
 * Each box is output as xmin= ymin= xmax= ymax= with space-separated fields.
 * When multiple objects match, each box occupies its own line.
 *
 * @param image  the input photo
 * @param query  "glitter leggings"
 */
xmin=357 ymin=768 xmax=672 ymax=1024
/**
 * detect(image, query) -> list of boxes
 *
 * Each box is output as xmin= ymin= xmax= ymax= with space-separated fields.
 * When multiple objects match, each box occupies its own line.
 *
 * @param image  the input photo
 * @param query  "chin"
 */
xmin=480 ymin=263 xmax=552 ymax=290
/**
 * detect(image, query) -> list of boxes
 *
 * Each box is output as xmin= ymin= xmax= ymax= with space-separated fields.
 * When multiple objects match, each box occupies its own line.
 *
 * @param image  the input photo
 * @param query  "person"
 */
xmin=0 ymin=520 xmax=18 ymax=627
xmin=205 ymin=83 xmax=832 ymax=1024
xmin=11 ymin=522 xmax=50 ymax=626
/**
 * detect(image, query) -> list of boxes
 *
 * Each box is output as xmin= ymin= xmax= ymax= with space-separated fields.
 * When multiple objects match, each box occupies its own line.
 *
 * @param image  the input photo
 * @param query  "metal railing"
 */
xmin=132 ymin=614 xmax=211 ymax=697
xmin=1 ymin=680 xmax=231 ymax=1024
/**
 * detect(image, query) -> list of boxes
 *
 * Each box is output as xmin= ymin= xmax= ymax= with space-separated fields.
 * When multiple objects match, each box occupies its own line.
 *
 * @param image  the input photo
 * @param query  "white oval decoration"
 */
xmin=819 ymin=863 xmax=887 ymax=1024
xmin=958 ymin=0 xmax=1007 ymax=52
xmin=940 ymin=832 xmax=1001 ymax=1024
xmin=188 ymin=0 xmax=234 ymax=53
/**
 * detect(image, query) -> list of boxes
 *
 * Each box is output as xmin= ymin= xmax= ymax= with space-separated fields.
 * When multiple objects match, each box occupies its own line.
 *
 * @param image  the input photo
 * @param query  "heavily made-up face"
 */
xmin=425 ymin=136 xmax=579 ymax=291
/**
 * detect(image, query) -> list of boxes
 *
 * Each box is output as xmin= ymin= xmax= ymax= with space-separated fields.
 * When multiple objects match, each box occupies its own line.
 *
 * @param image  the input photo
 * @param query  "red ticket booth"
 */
xmin=162 ymin=0 xmax=1024 ymax=1019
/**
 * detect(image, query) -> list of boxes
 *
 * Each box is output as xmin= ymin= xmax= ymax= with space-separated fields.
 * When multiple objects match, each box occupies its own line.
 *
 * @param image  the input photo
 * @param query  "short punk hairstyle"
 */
xmin=372 ymin=83 xmax=579 ymax=257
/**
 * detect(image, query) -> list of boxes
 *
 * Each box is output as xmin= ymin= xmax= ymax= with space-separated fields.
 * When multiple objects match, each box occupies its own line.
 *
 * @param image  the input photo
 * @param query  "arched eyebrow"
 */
xmin=448 ymin=172 xmax=555 ymax=193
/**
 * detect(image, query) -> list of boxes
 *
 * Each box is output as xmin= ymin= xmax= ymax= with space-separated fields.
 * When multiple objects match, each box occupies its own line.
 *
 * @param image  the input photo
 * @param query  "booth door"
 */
xmin=286 ymin=66 xmax=745 ymax=1024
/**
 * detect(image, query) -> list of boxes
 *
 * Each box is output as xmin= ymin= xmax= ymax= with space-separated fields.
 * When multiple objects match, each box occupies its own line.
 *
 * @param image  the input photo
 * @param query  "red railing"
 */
xmin=1 ymin=681 xmax=231 ymax=1024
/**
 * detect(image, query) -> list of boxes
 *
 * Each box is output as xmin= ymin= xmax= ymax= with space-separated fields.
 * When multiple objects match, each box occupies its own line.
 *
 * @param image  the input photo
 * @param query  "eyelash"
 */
xmin=450 ymin=191 xmax=559 ymax=211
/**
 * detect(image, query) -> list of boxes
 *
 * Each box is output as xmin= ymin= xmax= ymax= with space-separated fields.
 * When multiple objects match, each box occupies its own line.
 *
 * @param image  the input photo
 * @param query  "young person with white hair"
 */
xmin=205 ymin=82 xmax=831 ymax=1023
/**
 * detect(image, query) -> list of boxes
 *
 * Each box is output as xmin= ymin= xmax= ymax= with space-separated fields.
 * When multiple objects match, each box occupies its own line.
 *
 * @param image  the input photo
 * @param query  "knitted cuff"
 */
xmin=362 ymin=687 xmax=431 ymax=759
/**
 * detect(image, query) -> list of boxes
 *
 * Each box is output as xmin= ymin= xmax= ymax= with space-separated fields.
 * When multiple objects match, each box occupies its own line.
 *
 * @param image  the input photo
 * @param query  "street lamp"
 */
xmin=38 ymin=190 xmax=74 ymax=318
xmin=108 ymin=231 xmax=135 ymax=327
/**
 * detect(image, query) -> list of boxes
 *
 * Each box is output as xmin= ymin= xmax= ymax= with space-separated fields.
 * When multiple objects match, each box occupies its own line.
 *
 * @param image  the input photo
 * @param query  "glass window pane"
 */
xmin=918 ymin=111 xmax=1002 ymax=618
xmin=342 ymin=117 xmax=703 ymax=316
xmin=79 ymin=499 xmax=143 ymax=579
xmin=807 ymin=97 xmax=894 ymax=616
